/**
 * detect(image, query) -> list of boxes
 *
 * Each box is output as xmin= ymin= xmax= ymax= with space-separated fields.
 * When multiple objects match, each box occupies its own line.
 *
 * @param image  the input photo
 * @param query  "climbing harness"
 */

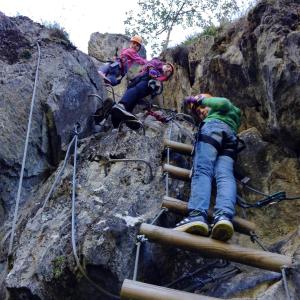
xmin=104 ymin=158 xmax=153 ymax=184
xmin=8 ymin=42 xmax=41 ymax=258
xmin=196 ymin=133 xmax=245 ymax=161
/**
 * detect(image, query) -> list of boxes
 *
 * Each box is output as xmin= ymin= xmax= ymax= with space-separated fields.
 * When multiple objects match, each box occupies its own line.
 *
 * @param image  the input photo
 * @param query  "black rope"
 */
xmin=236 ymin=191 xmax=298 ymax=208
xmin=249 ymin=231 xmax=268 ymax=251
xmin=184 ymin=266 xmax=240 ymax=292
xmin=164 ymin=259 xmax=228 ymax=288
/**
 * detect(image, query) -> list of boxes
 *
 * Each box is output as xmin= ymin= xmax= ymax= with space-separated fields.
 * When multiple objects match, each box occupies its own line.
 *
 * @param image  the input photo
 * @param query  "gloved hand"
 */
xmin=149 ymin=68 xmax=160 ymax=78
xmin=184 ymin=96 xmax=197 ymax=106
xmin=148 ymin=79 xmax=158 ymax=90
xmin=184 ymin=95 xmax=204 ymax=107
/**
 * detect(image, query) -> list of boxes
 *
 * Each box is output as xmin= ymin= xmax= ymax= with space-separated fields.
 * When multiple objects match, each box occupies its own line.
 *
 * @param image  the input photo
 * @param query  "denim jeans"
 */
xmin=119 ymin=79 xmax=152 ymax=112
xmin=188 ymin=120 xmax=237 ymax=216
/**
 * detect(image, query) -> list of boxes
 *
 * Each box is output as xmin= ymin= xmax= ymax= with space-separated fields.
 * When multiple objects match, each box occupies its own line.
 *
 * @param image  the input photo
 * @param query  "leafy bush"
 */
xmin=42 ymin=20 xmax=76 ymax=50
xmin=182 ymin=25 xmax=219 ymax=46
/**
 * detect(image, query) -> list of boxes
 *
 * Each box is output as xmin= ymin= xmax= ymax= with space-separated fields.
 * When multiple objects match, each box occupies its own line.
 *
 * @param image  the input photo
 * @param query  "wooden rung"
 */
xmin=121 ymin=279 xmax=221 ymax=300
xmin=163 ymin=164 xmax=191 ymax=181
xmin=162 ymin=196 xmax=256 ymax=236
xmin=164 ymin=139 xmax=193 ymax=155
xmin=140 ymin=224 xmax=292 ymax=273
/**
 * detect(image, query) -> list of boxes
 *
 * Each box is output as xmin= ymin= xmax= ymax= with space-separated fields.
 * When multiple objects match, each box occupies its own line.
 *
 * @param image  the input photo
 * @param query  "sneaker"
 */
xmin=211 ymin=212 xmax=234 ymax=242
xmin=123 ymin=119 xmax=143 ymax=130
xmin=93 ymin=97 xmax=114 ymax=125
xmin=174 ymin=210 xmax=209 ymax=236
xmin=111 ymin=104 xmax=138 ymax=128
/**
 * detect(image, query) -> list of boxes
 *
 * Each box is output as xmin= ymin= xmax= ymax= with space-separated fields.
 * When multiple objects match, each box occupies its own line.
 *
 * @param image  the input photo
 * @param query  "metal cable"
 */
xmin=172 ymin=120 xmax=195 ymax=141
xmin=40 ymin=135 xmax=76 ymax=212
xmin=70 ymin=127 xmax=120 ymax=299
xmin=173 ymin=113 xmax=196 ymax=127
xmin=165 ymin=122 xmax=173 ymax=197
xmin=88 ymin=94 xmax=103 ymax=105
xmin=150 ymin=208 xmax=168 ymax=225
xmin=8 ymin=42 xmax=41 ymax=256
xmin=237 ymin=180 xmax=269 ymax=196
xmin=281 ymin=268 xmax=291 ymax=300
xmin=132 ymin=208 xmax=167 ymax=282
xmin=249 ymin=232 xmax=268 ymax=251
xmin=132 ymin=241 xmax=142 ymax=281
xmin=286 ymin=195 xmax=300 ymax=200
xmin=105 ymin=84 xmax=122 ymax=101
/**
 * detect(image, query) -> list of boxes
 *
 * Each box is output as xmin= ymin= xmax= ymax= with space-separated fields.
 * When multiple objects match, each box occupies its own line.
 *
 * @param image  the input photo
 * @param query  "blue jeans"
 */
xmin=188 ymin=120 xmax=237 ymax=216
xmin=119 ymin=79 xmax=152 ymax=112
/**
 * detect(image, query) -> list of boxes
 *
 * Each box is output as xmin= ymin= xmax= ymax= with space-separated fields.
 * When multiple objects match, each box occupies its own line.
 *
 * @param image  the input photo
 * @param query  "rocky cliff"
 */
xmin=0 ymin=0 xmax=300 ymax=299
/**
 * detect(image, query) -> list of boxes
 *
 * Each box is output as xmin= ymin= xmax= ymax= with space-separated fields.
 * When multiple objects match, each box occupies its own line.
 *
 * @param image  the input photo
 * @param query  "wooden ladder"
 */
xmin=120 ymin=139 xmax=292 ymax=300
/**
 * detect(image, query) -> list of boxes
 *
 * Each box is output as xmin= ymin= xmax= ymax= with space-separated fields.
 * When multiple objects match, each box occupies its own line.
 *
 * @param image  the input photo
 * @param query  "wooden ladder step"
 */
xmin=164 ymin=139 xmax=193 ymax=155
xmin=140 ymin=224 xmax=292 ymax=273
xmin=121 ymin=279 xmax=222 ymax=300
xmin=162 ymin=196 xmax=256 ymax=236
xmin=163 ymin=163 xmax=191 ymax=181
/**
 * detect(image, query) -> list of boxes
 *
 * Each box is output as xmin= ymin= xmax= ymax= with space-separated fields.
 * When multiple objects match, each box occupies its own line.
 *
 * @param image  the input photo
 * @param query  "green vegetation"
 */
xmin=182 ymin=25 xmax=219 ymax=46
xmin=42 ymin=20 xmax=76 ymax=50
xmin=20 ymin=49 xmax=32 ymax=60
xmin=42 ymin=21 xmax=69 ymax=40
xmin=52 ymin=256 xmax=66 ymax=279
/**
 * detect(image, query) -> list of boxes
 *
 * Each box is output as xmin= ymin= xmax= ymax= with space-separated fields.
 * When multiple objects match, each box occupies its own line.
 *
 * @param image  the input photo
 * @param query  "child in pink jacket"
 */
xmin=98 ymin=35 xmax=147 ymax=86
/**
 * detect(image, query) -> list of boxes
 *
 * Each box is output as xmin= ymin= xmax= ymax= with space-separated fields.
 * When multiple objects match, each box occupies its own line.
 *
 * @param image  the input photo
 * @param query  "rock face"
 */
xmin=0 ymin=13 xmax=105 ymax=214
xmin=1 ymin=1 xmax=300 ymax=299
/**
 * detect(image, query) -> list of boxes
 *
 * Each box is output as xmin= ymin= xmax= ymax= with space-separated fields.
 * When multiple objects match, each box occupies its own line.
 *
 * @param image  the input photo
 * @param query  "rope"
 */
xmin=236 ymin=192 xmax=299 ymax=209
xmin=237 ymin=179 xmax=269 ymax=196
xmin=132 ymin=208 xmax=167 ymax=281
xmin=184 ymin=266 xmax=240 ymax=292
xmin=88 ymin=94 xmax=103 ymax=105
xmin=8 ymin=42 xmax=41 ymax=256
xmin=105 ymin=84 xmax=122 ymax=101
xmin=40 ymin=135 xmax=77 ymax=212
xmin=165 ymin=122 xmax=173 ymax=197
xmin=70 ymin=125 xmax=120 ymax=299
xmin=164 ymin=259 xmax=228 ymax=288
xmin=249 ymin=232 xmax=268 ymax=251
